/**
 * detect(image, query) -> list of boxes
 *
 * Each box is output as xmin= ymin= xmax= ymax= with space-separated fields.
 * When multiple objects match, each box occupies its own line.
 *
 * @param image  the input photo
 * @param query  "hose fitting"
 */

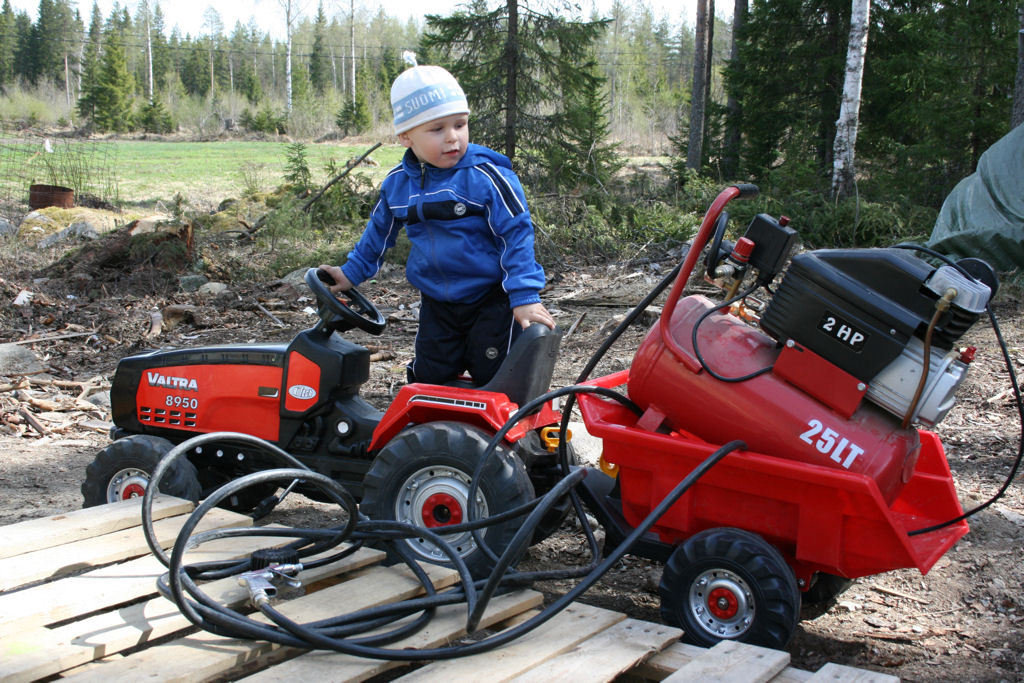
xmin=238 ymin=563 xmax=304 ymax=607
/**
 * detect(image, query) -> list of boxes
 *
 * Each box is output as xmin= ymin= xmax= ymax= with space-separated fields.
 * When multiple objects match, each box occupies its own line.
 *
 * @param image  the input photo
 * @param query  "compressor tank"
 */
xmin=627 ymin=295 xmax=921 ymax=504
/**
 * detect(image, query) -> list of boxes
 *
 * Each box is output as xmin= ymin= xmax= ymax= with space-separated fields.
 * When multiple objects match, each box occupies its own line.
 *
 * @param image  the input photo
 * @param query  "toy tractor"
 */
xmin=83 ymin=269 xmax=570 ymax=575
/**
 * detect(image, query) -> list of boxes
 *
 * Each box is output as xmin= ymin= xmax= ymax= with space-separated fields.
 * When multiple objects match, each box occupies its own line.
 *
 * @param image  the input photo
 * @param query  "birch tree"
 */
xmin=275 ymin=0 xmax=309 ymax=113
xmin=202 ymin=7 xmax=222 ymax=97
xmin=831 ymin=0 xmax=871 ymax=199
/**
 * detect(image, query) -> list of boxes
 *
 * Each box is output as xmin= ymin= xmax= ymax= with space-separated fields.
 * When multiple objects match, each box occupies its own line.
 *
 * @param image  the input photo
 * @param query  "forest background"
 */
xmin=0 ymin=0 xmax=1022 ymax=262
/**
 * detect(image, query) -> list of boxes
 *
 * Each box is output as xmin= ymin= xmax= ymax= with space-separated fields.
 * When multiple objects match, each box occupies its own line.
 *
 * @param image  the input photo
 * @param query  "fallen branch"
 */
xmin=0 ymin=378 xmax=29 ymax=393
xmin=26 ymin=376 xmax=109 ymax=400
xmin=255 ymin=303 xmax=285 ymax=328
xmin=13 ymin=330 xmax=97 ymax=345
xmin=870 ymin=584 xmax=931 ymax=605
xmin=301 ymin=142 xmax=383 ymax=213
xmin=986 ymin=386 xmax=1015 ymax=404
xmin=18 ymin=407 xmax=48 ymax=436
xmin=563 ymin=312 xmax=587 ymax=341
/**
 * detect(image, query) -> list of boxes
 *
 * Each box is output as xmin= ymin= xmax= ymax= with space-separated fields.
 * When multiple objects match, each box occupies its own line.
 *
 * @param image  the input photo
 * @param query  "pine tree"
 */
xmin=0 ymin=0 xmax=18 ymax=85
xmin=149 ymin=5 xmax=171 ymax=92
xmin=80 ymin=30 xmax=135 ymax=132
xmin=309 ymin=1 xmax=329 ymax=93
xmin=542 ymin=53 xmax=621 ymax=197
xmin=75 ymin=2 xmax=104 ymax=123
xmin=335 ymin=68 xmax=370 ymax=135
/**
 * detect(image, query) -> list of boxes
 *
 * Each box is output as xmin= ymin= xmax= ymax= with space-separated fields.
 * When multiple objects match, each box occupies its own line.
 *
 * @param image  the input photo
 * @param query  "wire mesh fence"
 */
xmin=0 ymin=123 xmax=119 ymax=225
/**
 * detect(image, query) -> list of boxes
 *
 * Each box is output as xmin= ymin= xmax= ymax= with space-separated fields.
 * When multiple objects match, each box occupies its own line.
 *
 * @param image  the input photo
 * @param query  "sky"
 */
xmin=10 ymin=0 xmax=704 ymax=41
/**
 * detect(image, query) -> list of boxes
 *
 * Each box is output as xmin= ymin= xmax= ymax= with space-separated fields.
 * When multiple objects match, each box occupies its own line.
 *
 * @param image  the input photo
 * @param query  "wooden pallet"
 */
xmin=0 ymin=497 xmax=899 ymax=682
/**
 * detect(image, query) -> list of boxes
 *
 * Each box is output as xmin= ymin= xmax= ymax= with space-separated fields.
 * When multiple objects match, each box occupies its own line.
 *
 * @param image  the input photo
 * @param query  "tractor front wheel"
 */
xmin=82 ymin=435 xmax=201 ymax=507
xmin=359 ymin=422 xmax=534 ymax=577
xmin=659 ymin=527 xmax=800 ymax=650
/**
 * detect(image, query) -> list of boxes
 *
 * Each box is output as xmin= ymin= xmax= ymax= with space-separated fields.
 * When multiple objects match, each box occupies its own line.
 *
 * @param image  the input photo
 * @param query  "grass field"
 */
xmin=111 ymin=140 xmax=403 ymax=209
xmin=0 ymin=137 xmax=403 ymax=216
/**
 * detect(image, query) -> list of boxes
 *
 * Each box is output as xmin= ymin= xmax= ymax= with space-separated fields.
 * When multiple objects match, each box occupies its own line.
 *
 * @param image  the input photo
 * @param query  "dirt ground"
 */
xmin=1 ymin=232 xmax=1022 ymax=682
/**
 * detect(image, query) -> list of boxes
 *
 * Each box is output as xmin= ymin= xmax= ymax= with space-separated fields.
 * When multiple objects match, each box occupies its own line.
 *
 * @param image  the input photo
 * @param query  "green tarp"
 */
xmin=927 ymin=124 xmax=1024 ymax=272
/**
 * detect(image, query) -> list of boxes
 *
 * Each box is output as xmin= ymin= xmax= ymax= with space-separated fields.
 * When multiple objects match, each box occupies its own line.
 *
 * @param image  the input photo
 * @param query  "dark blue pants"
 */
xmin=409 ymin=286 xmax=521 ymax=385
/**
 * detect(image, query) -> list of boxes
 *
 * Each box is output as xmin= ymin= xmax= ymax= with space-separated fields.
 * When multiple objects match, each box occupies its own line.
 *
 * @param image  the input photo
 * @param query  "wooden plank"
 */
xmin=0 ymin=526 xmax=321 ymax=637
xmin=806 ymin=663 xmax=900 ymax=682
xmin=0 ymin=506 xmax=250 ymax=591
xmin=59 ymin=562 xmax=460 ymax=682
xmin=506 ymin=617 xmax=682 ymax=683
xmin=0 ymin=546 xmax=383 ymax=683
xmin=636 ymin=642 xmax=813 ymax=683
xmin=238 ymin=589 xmax=545 ymax=682
xmin=397 ymin=602 xmax=627 ymax=682
xmin=631 ymin=639 xmax=708 ymax=677
xmin=0 ymin=496 xmax=193 ymax=560
xmin=663 ymin=640 xmax=791 ymax=683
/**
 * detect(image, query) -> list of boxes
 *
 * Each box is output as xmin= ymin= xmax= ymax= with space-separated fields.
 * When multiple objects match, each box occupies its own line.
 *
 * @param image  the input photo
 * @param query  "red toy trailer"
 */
xmin=574 ymin=184 xmax=992 ymax=650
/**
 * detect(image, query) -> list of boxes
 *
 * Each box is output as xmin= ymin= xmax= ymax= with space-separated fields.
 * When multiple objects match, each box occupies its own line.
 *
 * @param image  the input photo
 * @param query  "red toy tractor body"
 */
xmin=85 ymin=270 xmax=568 ymax=576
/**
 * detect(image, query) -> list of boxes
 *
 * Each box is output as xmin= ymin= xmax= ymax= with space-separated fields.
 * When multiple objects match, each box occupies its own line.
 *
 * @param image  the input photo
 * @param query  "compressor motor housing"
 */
xmin=759 ymin=248 xmax=992 ymax=425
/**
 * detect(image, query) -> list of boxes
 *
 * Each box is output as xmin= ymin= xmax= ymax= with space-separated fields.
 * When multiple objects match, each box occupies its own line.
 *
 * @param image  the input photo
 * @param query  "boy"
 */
xmin=320 ymin=64 xmax=554 ymax=386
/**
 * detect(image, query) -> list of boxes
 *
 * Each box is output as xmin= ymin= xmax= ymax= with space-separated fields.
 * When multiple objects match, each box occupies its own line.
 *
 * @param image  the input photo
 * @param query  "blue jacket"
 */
xmin=340 ymin=144 xmax=546 ymax=308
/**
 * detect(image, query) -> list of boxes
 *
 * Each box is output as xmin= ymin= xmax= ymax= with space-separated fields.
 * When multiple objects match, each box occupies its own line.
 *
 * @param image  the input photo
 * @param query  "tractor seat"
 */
xmin=455 ymin=323 xmax=563 ymax=408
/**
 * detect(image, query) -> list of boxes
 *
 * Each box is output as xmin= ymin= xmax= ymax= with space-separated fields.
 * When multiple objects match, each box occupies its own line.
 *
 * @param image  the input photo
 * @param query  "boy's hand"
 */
xmin=317 ymin=264 xmax=353 ymax=294
xmin=513 ymin=302 xmax=555 ymax=330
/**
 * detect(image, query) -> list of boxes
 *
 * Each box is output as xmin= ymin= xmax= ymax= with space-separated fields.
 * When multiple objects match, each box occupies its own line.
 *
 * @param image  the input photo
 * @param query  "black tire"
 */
xmin=360 ymin=421 xmax=534 ymax=577
xmin=801 ymin=572 xmax=855 ymax=619
xmin=82 ymin=435 xmax=202 ymax=507
xmin=659 ymin=527 xmax=800 ymax=650
xmin=525 ymin=442 xmax=580 ymax=544
xmin=197 ymin=468 xmax=279 ymax=515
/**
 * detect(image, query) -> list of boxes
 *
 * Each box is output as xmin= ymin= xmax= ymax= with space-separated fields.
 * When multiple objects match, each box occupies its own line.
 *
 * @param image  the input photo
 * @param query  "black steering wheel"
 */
xmin=305 ymin=268 xmax=386 ymax=335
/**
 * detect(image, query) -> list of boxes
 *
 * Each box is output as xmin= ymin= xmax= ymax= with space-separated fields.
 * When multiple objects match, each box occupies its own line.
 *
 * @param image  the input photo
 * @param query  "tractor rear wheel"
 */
xmin=359 ymin=421 xmax=534 ymax=577
xmin=82 ymin=435 xmax=201 ymax=507
xmin=659 ymin=527 xmax=800 ymax=650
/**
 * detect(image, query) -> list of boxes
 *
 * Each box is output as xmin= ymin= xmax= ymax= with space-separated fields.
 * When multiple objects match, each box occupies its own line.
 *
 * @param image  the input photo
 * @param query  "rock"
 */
xmin=279 ymin=267 xmax=313 ymax=296
xmin=85 ymin=391 xmax=111 ymax=411
xmin=38 ymin=221 xmax=100 ymax=248
xmin=0 ymin=343 xmax=45 ymax=375
xmin=0 ymin=216 xmax=17 ymax=237
xmin=161 ymin=304 xmax=198 ymax=330
xmin=20 ymin=212 xmax=57 ymax=233
xmin=198 ymin=282 xmax=229 ymax=297
xmin=179 ymin=274 xmax=209 ymax=292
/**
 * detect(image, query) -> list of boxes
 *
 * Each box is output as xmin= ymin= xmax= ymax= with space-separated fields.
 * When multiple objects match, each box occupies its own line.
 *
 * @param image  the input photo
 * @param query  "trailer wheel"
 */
xmin=801 ymin=572 xmax=854 ymax=619
xmin=82 ymin=435 xmax=201 ymax=507
xmin=659 ymin=527 xmax=800 ymax=650
xmin=360 ymin=422 xmax=534 ymax=577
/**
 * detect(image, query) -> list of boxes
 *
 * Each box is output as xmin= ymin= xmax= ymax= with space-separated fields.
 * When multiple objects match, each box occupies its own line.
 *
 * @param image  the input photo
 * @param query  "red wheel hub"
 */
xmin=121 ymin=483 xmax=146 ymax=499
xmin=707 ymin=587 xmax=740 ymax=619
xmin=421 ymin=493 xmax=464 ymax=528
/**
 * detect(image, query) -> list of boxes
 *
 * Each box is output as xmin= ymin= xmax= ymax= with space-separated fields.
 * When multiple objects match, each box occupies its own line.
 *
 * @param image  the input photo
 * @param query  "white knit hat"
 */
xmin=391 ymin=65 xmax=470 ymax=135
